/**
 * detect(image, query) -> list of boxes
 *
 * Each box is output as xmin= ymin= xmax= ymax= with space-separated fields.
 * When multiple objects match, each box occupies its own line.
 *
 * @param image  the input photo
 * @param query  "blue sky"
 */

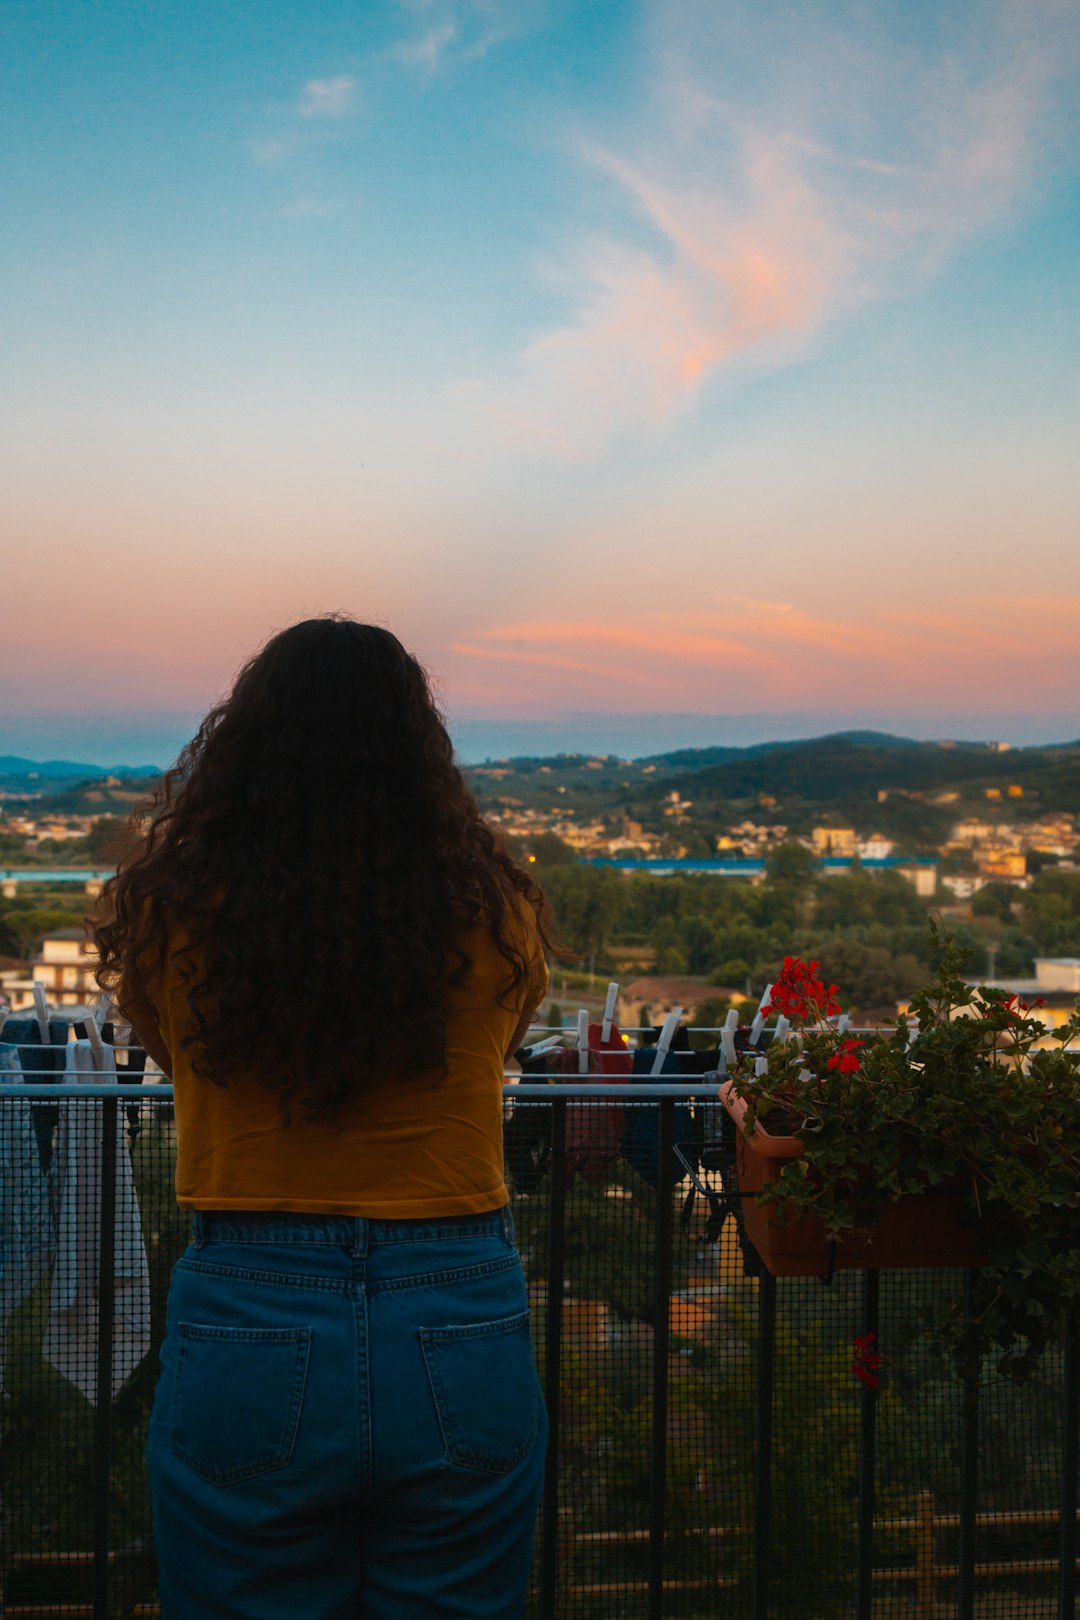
xmin=2 ymin=0 xmax=1078 ymax=763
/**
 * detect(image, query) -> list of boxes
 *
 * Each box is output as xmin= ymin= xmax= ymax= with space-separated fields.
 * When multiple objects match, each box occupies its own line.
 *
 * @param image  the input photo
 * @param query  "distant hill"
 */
xmin=642 ymin=730 xmax=922 ymax=772
xmin=658 ymin=735 xmax=1080 ymax=808
xmin=464 ymin=730 xmax=1080 ymax=858
xmin=0 ymin=756 xmax=159 ymax=782
xmin=463 ymin=731 xmax=1080 ymax=807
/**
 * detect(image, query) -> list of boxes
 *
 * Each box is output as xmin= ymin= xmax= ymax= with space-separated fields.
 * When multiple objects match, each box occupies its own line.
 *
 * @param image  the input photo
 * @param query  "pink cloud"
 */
xmin=445 ymin=594 xmax=1080 ymax=713
xmin=450 ymin=0 xmax=1073 ymax=458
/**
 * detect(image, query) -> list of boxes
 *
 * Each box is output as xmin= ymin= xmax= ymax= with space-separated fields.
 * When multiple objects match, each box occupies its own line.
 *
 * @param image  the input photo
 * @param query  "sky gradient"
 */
xmin=2 ymin=0 xmax=1078 ymax=763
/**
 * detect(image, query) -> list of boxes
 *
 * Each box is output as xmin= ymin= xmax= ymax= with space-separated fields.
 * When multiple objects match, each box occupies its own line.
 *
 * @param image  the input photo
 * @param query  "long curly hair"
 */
xmin=93 ymin=617 xmax=557 ymax=1119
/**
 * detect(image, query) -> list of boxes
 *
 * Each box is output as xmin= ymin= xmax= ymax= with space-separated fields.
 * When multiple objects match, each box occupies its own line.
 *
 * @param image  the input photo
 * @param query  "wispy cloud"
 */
xmin=248 ymin=73 xmax=359 ymax=169
xmin=393 ymin=20 xmax=458 ymax=73
xmin=449 ymin=594 xmax=1080 ymax=711
xmin=452 ymin=0 xmax=1076 ymax=458
xmin=392 ymin=0 xmax=544 ymax=76
xmin=298 ymin=75 xmax=357 ymax=120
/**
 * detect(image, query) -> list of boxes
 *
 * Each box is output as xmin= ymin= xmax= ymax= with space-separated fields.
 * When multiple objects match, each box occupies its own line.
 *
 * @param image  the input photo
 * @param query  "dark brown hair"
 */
xmin=94 ymin=617 xmax=556 ymax=1118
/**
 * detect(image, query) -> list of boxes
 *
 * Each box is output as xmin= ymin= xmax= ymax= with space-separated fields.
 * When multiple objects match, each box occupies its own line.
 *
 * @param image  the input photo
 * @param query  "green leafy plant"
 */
xmin=726 ymin=923 xmax=1080 ymax=1379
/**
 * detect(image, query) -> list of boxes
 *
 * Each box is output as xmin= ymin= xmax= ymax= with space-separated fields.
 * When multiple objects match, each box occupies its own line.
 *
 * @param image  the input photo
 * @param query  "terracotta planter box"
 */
xmin=719 ymin=1081 xmax=987 ymax=1277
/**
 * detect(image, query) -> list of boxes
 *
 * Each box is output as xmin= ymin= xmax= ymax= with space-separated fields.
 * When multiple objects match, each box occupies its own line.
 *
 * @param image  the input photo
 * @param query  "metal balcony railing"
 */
xmin=1 ymin=1078 xmax=1078 ymax=1620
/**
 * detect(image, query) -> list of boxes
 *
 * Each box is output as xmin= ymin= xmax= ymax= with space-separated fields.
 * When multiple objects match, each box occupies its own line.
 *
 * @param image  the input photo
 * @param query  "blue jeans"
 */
xmin=148 ymin=1209 xmax=546 ymax=1619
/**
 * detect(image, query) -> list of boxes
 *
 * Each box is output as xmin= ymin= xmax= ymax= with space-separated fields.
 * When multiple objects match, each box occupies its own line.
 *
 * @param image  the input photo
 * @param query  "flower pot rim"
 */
xmin=719 ymin=1079 xmax=804 ymax=1160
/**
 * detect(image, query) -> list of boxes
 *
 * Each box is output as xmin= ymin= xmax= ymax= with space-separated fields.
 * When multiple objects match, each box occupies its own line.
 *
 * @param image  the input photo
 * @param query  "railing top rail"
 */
xmin=0 ymin=1081 xmax=724 ymax=1101
xmin=0 ymin=1026 xmax=895 ymax=1052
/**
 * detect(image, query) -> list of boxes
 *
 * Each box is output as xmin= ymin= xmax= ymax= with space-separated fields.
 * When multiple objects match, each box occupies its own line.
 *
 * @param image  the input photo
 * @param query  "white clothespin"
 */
xmin=32 ymin=982 xmax=50 ymax=1045
xmin=577 ymin=1009 xmax=590 ymax=1075
xmin=600 ymin=982 xmax=619 ymax=1045
xmin=523 ymin=1035 xmax=563 ymax=1059
xmin=836 ymin=1013 xmax=851 ymax=1036
xmin=720 ymin=1008 xmax=740 ymax=1068
xmin=93 ymin=993 xmax=111 ymax=1032
xmin=749 ymin=983 xmax=773 ymax=1048
xmin=906 ymin=1016 xmax=920 ymax=1051
xmin=773 ymin=1014 xmax=791 ymax=1044
xmin=753 ymin=1055 xmax=769 ymax=1079
xmin=652 ymin=1007 xmax=682 ymax=1076
xmin=85 ymin=1016 xmax=105 ymax=1066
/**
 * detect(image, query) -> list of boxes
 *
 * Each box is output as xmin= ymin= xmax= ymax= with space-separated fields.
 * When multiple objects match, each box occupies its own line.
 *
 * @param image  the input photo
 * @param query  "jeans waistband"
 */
xmin=190 ymin=1207 xmax=514 ymax=1248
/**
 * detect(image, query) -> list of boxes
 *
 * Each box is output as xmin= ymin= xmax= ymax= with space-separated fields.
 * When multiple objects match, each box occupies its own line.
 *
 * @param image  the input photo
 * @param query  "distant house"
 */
xmin=977 ymin=848 xmax=1028 ymax=883
xmin=618 ymin=977 xmax=745 ymax=1028
xmin=0 ymin=954 xmax=29 ymax=1012
xmin=951 ymin=819 xmax=995 ymax=845
xmin=1034 ymin=958 xmax=1080 ymax=995
xmin=893 ymin=862 xmax=939 ymax=898
xmin=944 ymin=972 xmax=1080 ymax=1052
xmin=30 ymin=928 xmax=101 ymax=1010
xmin=811 ymin=825 xmax=857 ymax=857
xmin=857 ymin=835 xmax=895 ymax=861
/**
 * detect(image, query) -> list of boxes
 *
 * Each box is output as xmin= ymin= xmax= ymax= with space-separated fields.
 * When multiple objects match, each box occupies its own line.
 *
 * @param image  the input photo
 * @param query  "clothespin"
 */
xmin=600 ymin=982 xmax=619 ymax=1045
xmin=85 ymin=1015 xmax=105 ymax=1067
xmin=93 ymin=993 xmax=111 ymax=1032
xmin=749 ymin=983 xmax=773 ymax=1048
xmin=836 ymin=1013 xmax=851 ymax=1036
xmin=724 ymin=1008 xmax=740 ymax=1034
xmin=522 ymin=1035 xmax=563 ymax=1059
xmin=773 ymin=1014 xmax=791 ymax=1044
xmin=0 ymin=1008 xmax=8 ymax=1043
xmin=906 ymin=1016 xmax=920 ymax=1051
xmin=720 ymin=1024 xmax=738 ymax=1069
xmin=85 ymin=1017 xmax=106 ymax=1069
xmin=577 ymin=1009 xmax=590 ymax=1075
xmin=753 ymin=1055 xmax=769 ymax=1079
xmin=651 ymin=1007 xmax=682 ymax=1077
xmin=32 ymin=982 xmax=50 ymax=1045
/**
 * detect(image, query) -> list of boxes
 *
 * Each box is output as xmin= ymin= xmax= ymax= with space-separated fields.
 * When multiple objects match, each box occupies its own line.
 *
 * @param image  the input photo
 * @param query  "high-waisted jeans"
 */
xmin=147 ymin=1208 xmax=546 ymax=1619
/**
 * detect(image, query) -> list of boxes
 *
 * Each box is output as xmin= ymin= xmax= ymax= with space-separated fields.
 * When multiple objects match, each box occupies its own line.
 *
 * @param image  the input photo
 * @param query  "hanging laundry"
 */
xmin=0 ymin=1046 xmax=55 ymax=1394
xmin=622 ymin=1028 xmax=696 ymax=1191
xmin=43 ymin=1041 xmax=150 ymax=1405
xmin=552 ymin=1025 xmax=631 ymax=1185
xmin=84 ymin=1019 xmax=148 ymax=1146
xmin=1 ymin=1016 xmax=67 ymax=1172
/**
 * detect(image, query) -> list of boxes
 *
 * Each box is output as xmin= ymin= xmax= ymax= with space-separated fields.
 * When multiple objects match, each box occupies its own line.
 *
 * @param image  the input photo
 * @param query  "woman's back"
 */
xmin=137 ymin=904 xmax=545 ymax=1215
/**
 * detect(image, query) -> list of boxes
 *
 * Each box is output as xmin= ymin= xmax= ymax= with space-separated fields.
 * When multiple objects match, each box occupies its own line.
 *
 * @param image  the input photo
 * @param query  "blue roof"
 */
xmin=0 ymin=868 xmax=111 ymax=882
xmin=581 ymin=855 xmax=936 ymax=873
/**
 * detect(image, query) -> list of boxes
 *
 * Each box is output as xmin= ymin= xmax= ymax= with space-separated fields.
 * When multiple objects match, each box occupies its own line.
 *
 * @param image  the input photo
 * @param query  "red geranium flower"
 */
xmin=827 ymin=1039 xmax=866 ymax=1074
xmin=764 ymin=956 xmax=841 ymax=1024
xmin=851 ymin=1332 xmax=884 ymax=1388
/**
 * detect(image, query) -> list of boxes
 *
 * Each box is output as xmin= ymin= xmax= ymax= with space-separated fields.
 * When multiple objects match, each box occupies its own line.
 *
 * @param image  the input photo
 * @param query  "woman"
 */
xmin=95 ymin=618 xmax=555 ymax=1620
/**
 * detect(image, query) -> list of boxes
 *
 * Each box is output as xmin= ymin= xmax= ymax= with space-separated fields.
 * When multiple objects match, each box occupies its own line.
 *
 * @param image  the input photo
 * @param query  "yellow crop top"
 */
xmin=123 ymin=907 xmax=547 ymax=1218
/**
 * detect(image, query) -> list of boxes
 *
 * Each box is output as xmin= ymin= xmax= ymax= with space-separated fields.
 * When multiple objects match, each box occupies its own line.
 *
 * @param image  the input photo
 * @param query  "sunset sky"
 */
xmin=2 ymin=0 xmax=1078 ymax=764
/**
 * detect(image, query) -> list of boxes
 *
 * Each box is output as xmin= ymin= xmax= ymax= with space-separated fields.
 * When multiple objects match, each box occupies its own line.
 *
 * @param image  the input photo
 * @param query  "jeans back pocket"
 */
xmin=420 ymin=1310 xmax=539 ymax=1476
xmin=171 ymin=1323 xmax=312 ymax=1485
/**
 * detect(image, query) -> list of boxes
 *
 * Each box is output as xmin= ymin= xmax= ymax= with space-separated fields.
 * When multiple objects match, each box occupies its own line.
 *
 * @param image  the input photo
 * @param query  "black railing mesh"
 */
xmin=1 ymin=1089 xmax=1077 ymax=1619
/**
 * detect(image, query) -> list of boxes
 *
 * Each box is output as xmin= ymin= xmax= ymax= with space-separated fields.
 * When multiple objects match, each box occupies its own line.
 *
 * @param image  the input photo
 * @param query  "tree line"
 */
xmin=535 ymin=845 xmax=1080 ymax=1012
